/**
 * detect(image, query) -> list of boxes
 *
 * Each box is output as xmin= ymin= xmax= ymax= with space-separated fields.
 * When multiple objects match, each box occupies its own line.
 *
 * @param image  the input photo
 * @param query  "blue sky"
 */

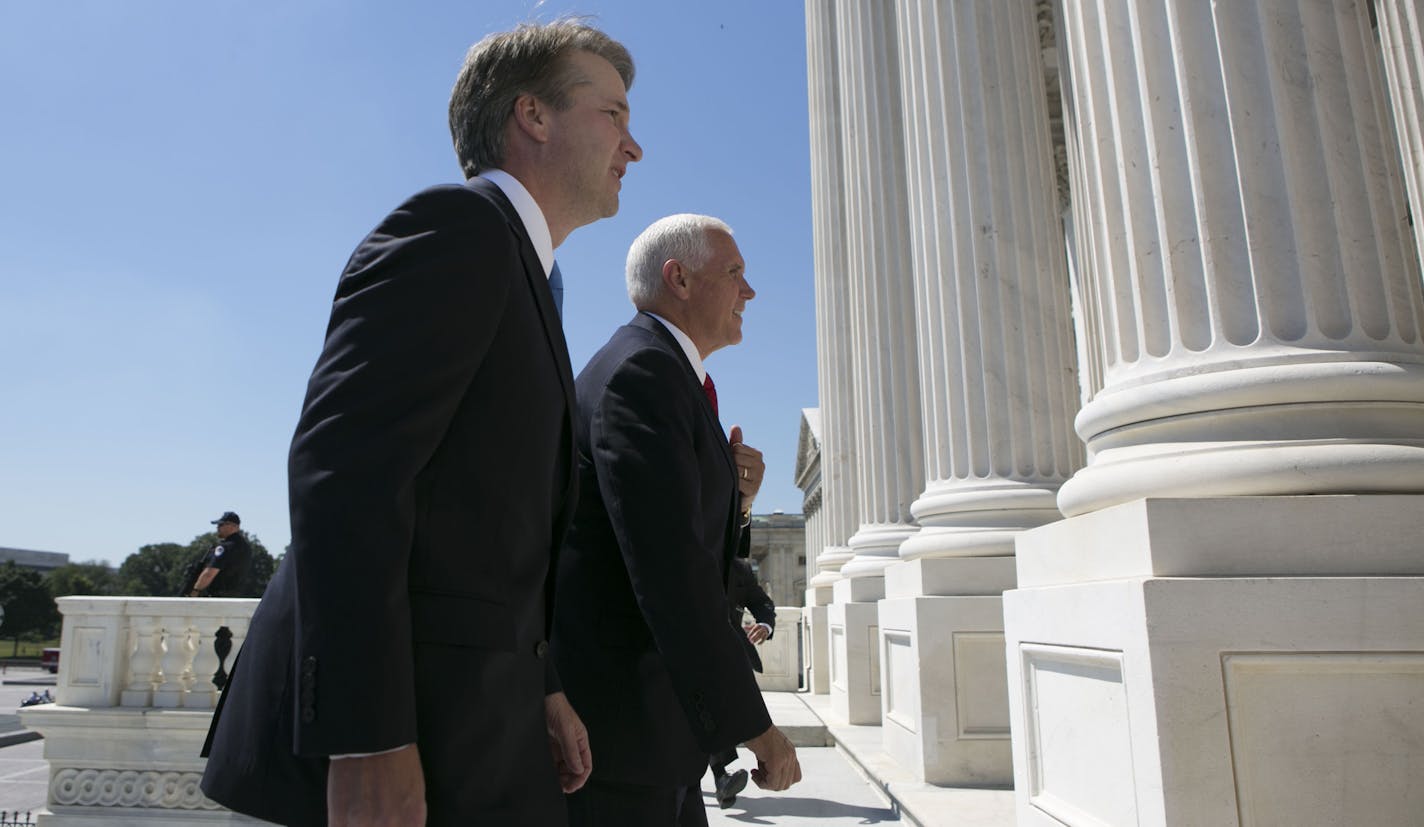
xmin=0 ymin=1 xmax=817 ymax=565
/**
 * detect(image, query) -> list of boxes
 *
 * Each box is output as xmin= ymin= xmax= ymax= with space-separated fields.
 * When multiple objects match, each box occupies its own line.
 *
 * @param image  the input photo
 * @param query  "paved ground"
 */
xmin=0 ymin=739 xmax=46 ymax=817
xmin=700 ymin=747 xmax=899 ymax=825
xmin=0 ymin=667 xmax=53 ymax=817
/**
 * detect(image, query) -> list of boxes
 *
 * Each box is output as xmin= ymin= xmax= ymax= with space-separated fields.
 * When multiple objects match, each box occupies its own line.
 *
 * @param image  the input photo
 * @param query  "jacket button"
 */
xmin=534 ymin=641 xmax=549 ymax=658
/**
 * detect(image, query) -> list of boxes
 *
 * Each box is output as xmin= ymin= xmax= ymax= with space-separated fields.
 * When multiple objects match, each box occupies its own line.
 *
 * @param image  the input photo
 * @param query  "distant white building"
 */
xmin=745 ymin=511 xmax=805 ymax=608
xmin=0 ymin=546 xmax=69 ymax=572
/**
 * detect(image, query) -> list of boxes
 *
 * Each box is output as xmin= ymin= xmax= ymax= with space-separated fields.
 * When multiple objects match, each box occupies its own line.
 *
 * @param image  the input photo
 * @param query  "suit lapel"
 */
xmin=630 ymin=313 xmax=736 ymax=476
xmin=630 ymin=313 xmax=741 ymax=572
xmin=469 ymin=179 xmax=578 ymax=506
xmin=468 ymin=180 xmax=579 ymax=634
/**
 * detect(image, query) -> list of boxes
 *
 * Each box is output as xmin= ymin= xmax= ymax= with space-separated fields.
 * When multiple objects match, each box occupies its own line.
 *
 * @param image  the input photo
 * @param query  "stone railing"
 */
xmin=18 ymin=597 xmax=805 ymax=825
xmin=19 ymin=596 xmax=267 ymax=827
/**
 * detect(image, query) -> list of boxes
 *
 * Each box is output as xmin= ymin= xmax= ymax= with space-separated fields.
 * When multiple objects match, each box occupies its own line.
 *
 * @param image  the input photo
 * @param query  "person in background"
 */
xmin=710 ymin=554 xmax=777 ymax=808
xmin=187 ymin=511 xmax=251 ymax=598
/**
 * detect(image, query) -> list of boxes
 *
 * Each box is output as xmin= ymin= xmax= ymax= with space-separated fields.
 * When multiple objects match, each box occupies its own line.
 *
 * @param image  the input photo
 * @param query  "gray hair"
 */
xmin=625 ymin=214 xmax=734 ymax=308
xmin=450 ymin=19 xmax=635 ymax=178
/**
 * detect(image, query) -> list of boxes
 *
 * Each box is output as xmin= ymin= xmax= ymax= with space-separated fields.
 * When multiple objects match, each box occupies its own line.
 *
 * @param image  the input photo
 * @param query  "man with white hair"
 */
xmin=553 ymin=214 xmax=801 ymax=825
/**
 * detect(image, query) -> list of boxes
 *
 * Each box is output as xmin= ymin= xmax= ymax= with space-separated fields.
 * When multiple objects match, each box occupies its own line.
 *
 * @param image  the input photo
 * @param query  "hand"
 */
xmin=545 ymin=691 xmax=592 ymax=793
xmin=743 ymin=724 xmax=801 ymax=791
xmin=728 ymin=425 xmax=765 ymax=504
xmin=745 ymin=623 xmax=771 ymax=645
xmin=327 ymin=744 xmax=427 ymax=826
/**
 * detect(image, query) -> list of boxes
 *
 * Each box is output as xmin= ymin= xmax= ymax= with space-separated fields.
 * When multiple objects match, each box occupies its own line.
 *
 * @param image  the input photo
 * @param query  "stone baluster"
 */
xmin=896 ymin=0 xmax=1082 ymax=564
xmin=120 ymin=616 xmax=161 ymax=707
xmin=805 ymin=0 xmax=860 ymax=596
xmin=1052 ymin=0 xmax=1424 ymax=516
xmin=1376 ymin=0 xmax=1424 ymax=273
xmin=834 ymin=0 xmax=923 ymax=579
xmin=185 ymin=618 xmax=223 ymax=709
xmin=150 ymin=614 xmax=194 ymax=708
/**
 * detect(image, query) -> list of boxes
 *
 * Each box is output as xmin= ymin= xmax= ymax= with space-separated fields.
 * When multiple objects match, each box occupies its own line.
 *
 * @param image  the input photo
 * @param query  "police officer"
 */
xmin=189 ymin=511 xmax=252 ymax=597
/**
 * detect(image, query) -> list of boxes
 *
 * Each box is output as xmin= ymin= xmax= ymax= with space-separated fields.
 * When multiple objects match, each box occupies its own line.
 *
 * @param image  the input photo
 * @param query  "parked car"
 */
xmin=41 ymin=647 xmax=59 ymax=674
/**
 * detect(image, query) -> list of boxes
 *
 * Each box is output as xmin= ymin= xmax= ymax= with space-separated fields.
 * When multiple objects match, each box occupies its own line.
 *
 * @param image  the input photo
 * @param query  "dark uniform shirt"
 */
xmin=203 ymin=532 xmax=253 ymax=597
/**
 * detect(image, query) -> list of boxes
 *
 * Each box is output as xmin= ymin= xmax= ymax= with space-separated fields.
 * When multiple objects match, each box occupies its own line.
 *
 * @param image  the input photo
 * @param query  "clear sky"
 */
xmin=0 ymin=1 xmax=817 ymax=566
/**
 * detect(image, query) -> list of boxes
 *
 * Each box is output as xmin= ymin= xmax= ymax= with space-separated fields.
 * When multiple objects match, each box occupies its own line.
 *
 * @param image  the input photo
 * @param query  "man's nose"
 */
xmin=623 ymin=131 xmax=643 ymax=163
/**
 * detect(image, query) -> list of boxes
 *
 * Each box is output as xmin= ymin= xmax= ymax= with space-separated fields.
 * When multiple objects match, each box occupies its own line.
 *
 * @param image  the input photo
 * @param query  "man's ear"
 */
xmin=510 ymin=93 xmax=549 ymax=143
xmin=661 ymin=258 xmax=692 ymax=299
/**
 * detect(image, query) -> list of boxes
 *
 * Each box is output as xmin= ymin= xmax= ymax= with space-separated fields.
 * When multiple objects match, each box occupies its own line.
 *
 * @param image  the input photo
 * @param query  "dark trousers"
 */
xmin=566 ymin=777 xmax=708 ymax=827
xmin=709 ymin=747 xmax=738 ymax=778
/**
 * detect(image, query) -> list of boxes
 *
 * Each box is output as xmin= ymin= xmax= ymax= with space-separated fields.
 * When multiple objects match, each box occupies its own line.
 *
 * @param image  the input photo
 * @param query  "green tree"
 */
xmin=0 ymin=561 xmax=61 ymax=653
xmin=117 ymin=543 xmax=192 ymax=596
xmin=45 ymin=561 xmax=120 ymax=598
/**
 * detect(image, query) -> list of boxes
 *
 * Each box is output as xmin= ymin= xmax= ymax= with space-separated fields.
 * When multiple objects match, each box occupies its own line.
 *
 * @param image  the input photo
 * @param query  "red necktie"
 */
xmin=703 ymin=373 xmax=718 ymax=417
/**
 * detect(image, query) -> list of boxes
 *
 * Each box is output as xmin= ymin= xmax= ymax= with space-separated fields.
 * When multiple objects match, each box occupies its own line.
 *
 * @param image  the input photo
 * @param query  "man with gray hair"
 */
xmin=553 ymin=214 xmax=801 ymax=825
xmin=201 ymin=19 xmax=642 ymax=826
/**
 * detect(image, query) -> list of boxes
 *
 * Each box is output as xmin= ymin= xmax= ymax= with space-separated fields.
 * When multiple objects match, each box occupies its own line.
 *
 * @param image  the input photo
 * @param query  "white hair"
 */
xmin=625 ymin=213 xmax=734 ymax=308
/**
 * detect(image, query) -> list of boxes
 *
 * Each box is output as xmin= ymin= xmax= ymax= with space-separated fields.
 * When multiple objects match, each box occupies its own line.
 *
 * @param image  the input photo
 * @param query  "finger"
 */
xmin=729 ymin=424 xmax=743 ymax=445
xmin=579 ymin=736 xmax=593 ymax=779
xmin=561 ymin=728 xmax=585 ymax=775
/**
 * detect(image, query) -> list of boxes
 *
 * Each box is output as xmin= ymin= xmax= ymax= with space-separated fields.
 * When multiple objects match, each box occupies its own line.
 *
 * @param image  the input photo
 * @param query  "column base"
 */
xmin=879 ymin=594 xmax=1011 ymax=786
xmin=829 ymin=576 xmax=884 ymax=725
xmin=807 ymin=583 xmax=833 ymax=607
xmin=842 ymin=524 xmax=916 ymax=578
xmin=884 ymin=556 xmax=1017 ymax=599
xmin=803 ymin=605 xmax=830 ymax=695
xmin=1005 ymin=496 xmax=1424 ymax=825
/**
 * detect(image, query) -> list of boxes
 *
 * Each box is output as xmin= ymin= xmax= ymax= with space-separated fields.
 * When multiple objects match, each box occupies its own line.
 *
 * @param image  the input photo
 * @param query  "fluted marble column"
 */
xmin=1002 ymin=4 xmax=1424 ymax=821
xmin=896 ymin=0 xmax=1083 ymax=562
xmin=1378 ymin=0 xmax=1424 ymax=273
xmin=805 ymin=0 xmax=859 ymax=592
xmin=834 ymin=0 xmax=924 ymax=578
xmin=1055 ymin=0 xmax=1424 ymax=517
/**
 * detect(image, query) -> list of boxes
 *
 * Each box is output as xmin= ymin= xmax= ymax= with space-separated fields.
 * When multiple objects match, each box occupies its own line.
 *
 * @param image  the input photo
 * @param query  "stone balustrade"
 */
xmin=19 ymin=596 xmax=263 ymax=827
xmin=17 ymin=596 xmax=806 ymax=824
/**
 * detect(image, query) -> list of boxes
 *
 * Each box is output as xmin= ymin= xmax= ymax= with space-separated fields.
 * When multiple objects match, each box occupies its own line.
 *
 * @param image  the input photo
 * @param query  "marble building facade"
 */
xmin=798 ymin=1 xmax=1424 ymax=823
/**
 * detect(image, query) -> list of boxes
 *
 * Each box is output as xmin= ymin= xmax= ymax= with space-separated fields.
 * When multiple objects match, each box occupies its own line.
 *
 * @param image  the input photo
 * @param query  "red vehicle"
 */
xmin=40 ymin=647 xmax=59 ymax=674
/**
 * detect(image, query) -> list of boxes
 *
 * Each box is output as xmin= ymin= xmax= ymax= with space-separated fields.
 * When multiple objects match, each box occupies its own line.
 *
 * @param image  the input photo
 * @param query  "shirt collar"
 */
xmin=646 ymin=312 xmax=706 ymax=383
xmin=475 ymin=169 xmax=554 ymax=278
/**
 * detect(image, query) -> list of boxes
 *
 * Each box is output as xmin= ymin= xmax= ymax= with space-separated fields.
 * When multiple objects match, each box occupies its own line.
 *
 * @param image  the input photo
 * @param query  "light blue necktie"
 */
xmin=549 ymin=261 xmax=564 ymax=319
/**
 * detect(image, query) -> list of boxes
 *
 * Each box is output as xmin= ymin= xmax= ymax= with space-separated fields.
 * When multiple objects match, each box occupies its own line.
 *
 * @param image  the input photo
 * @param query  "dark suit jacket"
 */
xmin=552 ymin=312 xmax=772 ymax=789
xmin=728 ymin=557 xmax=776 ymax=673
xmin=200 ymin=179 xmax=577 ymax=826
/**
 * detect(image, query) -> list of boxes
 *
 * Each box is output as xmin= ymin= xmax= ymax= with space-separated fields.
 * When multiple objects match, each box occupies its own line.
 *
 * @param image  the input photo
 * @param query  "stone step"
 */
xmin=763 ymin=690 xmax=832 ymax=747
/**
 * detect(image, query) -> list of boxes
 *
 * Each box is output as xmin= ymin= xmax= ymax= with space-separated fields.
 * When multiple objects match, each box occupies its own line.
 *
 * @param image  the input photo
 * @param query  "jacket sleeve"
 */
xmin=286 ymin=188 xmax=516 ymax=756
xmin=589 ymin=347 xmax=771 ymax=753
xmin=744 ymin=578 xmax=777 ymax=634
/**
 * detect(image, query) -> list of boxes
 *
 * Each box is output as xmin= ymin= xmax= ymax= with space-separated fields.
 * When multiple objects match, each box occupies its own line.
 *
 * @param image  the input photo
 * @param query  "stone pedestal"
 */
xmin=829 ymin=575 xmax=884 ymax=724
xmin=753 ymin=607 xmax=806 ymax=692
xmin=20 ymin=597 xmax=264 ymax=826
xmin=802 ymin=604 xmax=830 ymax=694
xmin=879 ymin=558 xmax=1016 ymax=786
xmin=1004 ymin=497 xmax=1424 ymax=825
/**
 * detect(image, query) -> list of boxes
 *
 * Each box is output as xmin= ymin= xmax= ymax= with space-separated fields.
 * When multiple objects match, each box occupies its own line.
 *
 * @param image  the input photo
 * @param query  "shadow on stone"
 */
xmin=702 ymin=790 xmax=898 ymax=824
